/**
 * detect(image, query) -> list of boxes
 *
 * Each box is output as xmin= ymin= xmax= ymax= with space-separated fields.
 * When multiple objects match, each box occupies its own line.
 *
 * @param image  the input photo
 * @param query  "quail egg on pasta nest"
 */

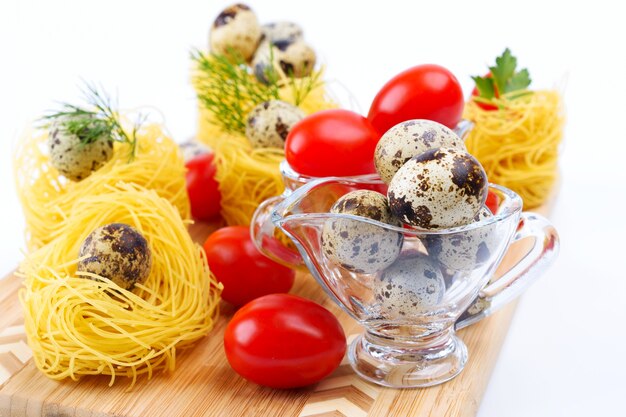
xmin=374 ymin=119 xmax=466 ymax=185
xmin=78 ymin=223 xmax=152 ymax=291
xmin=252 ymin=38 xmax=316 ymax=83
xmin=48 ymin=118 xmax=114 ymax=182
xmin=179 ymin=138 xmax=213 ymax=163
xmin=374 ymin=254 xmax=446 ymax=317
xmin=321 ymin=190 xmax=403 ymax=274
xmin=209 ymin=3 xmax=261 ymax=62
xmin=261 ymin=21 xmax=303 ymax=44
xmin=423 ymin=208 xmax=500 ymax=271
xmin=245 ymin=100 xmax=305 ymax=148
xmin=388 ymin=147 xmax=488 ymax=229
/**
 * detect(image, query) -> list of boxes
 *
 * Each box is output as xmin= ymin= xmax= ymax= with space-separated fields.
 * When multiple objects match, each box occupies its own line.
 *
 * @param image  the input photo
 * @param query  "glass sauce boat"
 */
xmin=252 ymin=175 xmax=559 ymax=388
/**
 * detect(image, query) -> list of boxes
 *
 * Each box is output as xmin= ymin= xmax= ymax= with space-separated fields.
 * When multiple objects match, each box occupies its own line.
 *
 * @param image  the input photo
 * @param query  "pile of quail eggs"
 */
xmin=209 ymin=4 xmax=315 ymax=150
xmin=320 ymin=119 xmax=500 ymax=316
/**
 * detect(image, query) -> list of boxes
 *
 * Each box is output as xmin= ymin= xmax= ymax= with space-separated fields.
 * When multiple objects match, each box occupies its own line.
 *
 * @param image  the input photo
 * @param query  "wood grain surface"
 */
xmin=0 ymin=206 xmax=548 ymax=417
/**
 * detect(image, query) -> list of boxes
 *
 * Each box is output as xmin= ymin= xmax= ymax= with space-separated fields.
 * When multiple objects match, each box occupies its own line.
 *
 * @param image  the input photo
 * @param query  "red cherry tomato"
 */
xmin=203 ymin=226 xmax=295 ymax=306
xmin=285 ymin=109 xmax=379 ymax=177
xmin=185 ymin=152 xmax=221 ymax=220
xmin=485 ymin=189 xmax=499 ymax=214
xmin=367 ymin=64 xmax=464 ymax=136
xmin=471 ymin=72 xmax=499 ymax=111
xmin=224 ymin=294 xmax=346 ymax=388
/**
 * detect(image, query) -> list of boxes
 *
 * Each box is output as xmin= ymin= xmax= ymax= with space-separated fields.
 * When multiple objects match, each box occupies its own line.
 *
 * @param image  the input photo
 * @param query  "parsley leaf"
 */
xmin=505 ymin=68 xmax=531 ymax=93
xmin=472 ymin=76 xmax=496 ymax=99
xmin=471 ymin=48 xmax=532 ymax=105
xmin=490 ymin=48 xmax=517 ymax=93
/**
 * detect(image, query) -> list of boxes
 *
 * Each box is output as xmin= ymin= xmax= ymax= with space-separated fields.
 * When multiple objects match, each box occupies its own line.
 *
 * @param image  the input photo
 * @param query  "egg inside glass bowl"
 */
xmin=251 ymin=117 xmax=474 ymax=269
xmin=257 ymin=176 xmax=558 ymax=388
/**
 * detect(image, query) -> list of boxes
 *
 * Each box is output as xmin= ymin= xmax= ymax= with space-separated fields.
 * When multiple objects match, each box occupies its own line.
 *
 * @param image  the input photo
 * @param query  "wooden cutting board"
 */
xmin=0 ymin=203 xmax=550 ymax=417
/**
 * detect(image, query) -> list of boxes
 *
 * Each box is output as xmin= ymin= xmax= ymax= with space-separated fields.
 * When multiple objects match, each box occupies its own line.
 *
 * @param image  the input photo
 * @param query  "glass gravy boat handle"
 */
xmin=453 ymin=119 xmax=474 ymax=140
xmin=456 ymin=212 xmax=560 ymax=330
xmin=251 ymin=195 xmax=304 ymax=268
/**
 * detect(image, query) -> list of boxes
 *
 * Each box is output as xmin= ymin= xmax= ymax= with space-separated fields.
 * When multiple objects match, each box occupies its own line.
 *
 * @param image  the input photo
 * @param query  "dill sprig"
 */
xmin=287 ymin=69 xmax=323 ymax=106
xmin=191 ymin=49 xmax=280 ymax=134
xmin=191 ymin=48 xmax=322 ymax=134
xmin=41 ymin=83 xmax=141 ymax=161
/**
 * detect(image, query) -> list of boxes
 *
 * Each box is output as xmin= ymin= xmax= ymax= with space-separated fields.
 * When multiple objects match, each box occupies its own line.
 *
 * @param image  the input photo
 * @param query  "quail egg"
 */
xmin=252 ymin=39 xmax=316 ymax=83
xmin=261 ymin=21 xmax=303 ymax=44
xmin=276 ymin=41 xmax=316 ymax=77
xmin=209 ymin=4 xmax=261 ymax=61
xmin=78 ymin=223 xmax=152 ymax=290
xmin=179 ymin=139 xmax=212 ymax=163
xmin=374 ymin=254 xmax=445 ymax=316
xmin=321 ymin=190 xmax=403 ymax=274
xmin=245 ymin=100 xmax=305 ymax=148
xmin=423 ymin=208 xmax=499 ymax=271
xmin=48 ymin=118 xmax=113 ymax=182
xmin=374 ymin=119 xmax=466 ymax=184
xmin=388 ymin=147 xmax=488 ymax=229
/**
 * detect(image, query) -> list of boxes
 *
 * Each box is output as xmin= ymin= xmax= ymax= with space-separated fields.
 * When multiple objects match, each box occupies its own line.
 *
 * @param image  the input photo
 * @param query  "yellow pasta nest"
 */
xmin=464 ymin=90 xmax=565 ymax=208
xmin=194 ymin=72 xmax=336 ymax=226
xmin=19 ymin=183 xmax=222 ymax=387
xmin=14 ymin=123 xmax=190 ymax=251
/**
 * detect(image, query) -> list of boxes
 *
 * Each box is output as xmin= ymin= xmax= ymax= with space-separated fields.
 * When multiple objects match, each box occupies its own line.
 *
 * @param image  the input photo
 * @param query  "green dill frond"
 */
xmin=191 ymin=49 xmax=281 ymax=134
xmin=40 ymin=82 xmax=144 ymax=162
xmin=287 ymin=69 xmax=323 ymax=106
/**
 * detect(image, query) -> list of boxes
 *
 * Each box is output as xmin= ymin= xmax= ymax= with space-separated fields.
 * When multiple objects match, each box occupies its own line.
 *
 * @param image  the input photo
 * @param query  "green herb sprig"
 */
xmin=472 ymin=48 xmax=532 ymax=104
xmin=41 ymin=83 xmax=142 ymax=161
xmin=191 ymin=48 xmax=321 ymax=134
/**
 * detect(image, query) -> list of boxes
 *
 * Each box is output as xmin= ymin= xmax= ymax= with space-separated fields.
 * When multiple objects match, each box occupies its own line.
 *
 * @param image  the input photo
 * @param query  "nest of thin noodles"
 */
xmin=14 ymin=123 xmax=190 ymax=251
xmin=18 ymin=183 xmax=222 ymax=387
xmin=193 ymin=70 xmax=337 ymax=226
xmin=464 ymin=90 xmax=565 ymax=208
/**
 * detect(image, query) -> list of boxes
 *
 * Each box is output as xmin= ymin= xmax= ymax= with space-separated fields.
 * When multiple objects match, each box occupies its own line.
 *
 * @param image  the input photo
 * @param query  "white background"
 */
xmin=1 ymin=1 xmax=625 ymax=416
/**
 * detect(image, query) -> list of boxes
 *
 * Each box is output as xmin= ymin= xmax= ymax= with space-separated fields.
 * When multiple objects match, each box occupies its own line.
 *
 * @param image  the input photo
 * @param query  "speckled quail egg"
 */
xmin=321 ymin=190 xmax=403 ymax=274
xmin=374 ymin=254 xmax=446 ymax=316
xmin=276 ymin=41 xmax=316 ymax=77
xmin=388 ymin=147 xmax=488 ymax=229
xmin=423 ymin=208 xmax=500 ymax=271
xmin=251 ymin=41 xmax=274 ymax=83
xmin=252 ymin=39 xmax=316 ymax=83
xmin=261 ymin=21 xmax=303 ymax=44
xmin=374 ymin=119 xmax=466 ymax=184
xmin=48 ymin=119 xmax=113 ymax=182
xmin=179 ymin=139 xmax=212 ymax=163
xmin=245 ymin=100 xmax=305 ymax=148
xmin=209 ymin=4 xmax=261 ymax=61
xmin=78 ymin=223 xmax=152 ymax=290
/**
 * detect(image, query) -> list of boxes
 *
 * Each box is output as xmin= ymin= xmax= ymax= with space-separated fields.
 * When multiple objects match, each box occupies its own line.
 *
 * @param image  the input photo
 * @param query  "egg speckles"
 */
xmin=245 ymin=100 xmax=305 ymax=148
xmin=321 ymin=190 xmax=403 ymax=274
xmin=388 ymin=147 xmax=488 ymax=229
xmin=424 ymin=208 xmax=499 ymax=271
xmin=48 ymin=121 xmax=113 ymax=181
xmin=276 ymin=41 xmax=316 ymax=78
xmin=210 ymin=4 xmax=261 ymax=61
xmin=179 ymin=139 xmax=212 ymax=163
xmin=374 ymin=119 xmax=466 ymax=184
xmin=261 ymin=21 xmax=303 ymax=44
xmin=375 ymin=254 xmax=445 ymax=316
xmin=78 ymin=223 xmax=152 ymax=290
xmin=253 ymin=39 xmax=316 ymax=83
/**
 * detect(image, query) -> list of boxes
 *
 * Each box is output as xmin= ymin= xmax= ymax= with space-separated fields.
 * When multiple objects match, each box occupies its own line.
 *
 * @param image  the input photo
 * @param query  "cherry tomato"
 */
xmin=471 ymin=72 xmax=499 ymax=111
xmin=485 ymin=189 xmax=499 ymax=214
xmin=224 ymin=294 xmax=346 ymax=388
xmin=185 ymin=152 xmax=221 ymax=220
xmin=285 ymin=109 xmax=379 ymax=177
xmin=367 ymin=64 xmax=464 ymax=136
xmin=203 ymin=226 xmax=295 ymax=306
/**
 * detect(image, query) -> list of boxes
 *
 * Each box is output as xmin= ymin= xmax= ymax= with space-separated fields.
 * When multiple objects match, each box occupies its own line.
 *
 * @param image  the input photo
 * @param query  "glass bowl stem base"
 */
xmin=348 ymin=328 xmax=468 ymax=388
